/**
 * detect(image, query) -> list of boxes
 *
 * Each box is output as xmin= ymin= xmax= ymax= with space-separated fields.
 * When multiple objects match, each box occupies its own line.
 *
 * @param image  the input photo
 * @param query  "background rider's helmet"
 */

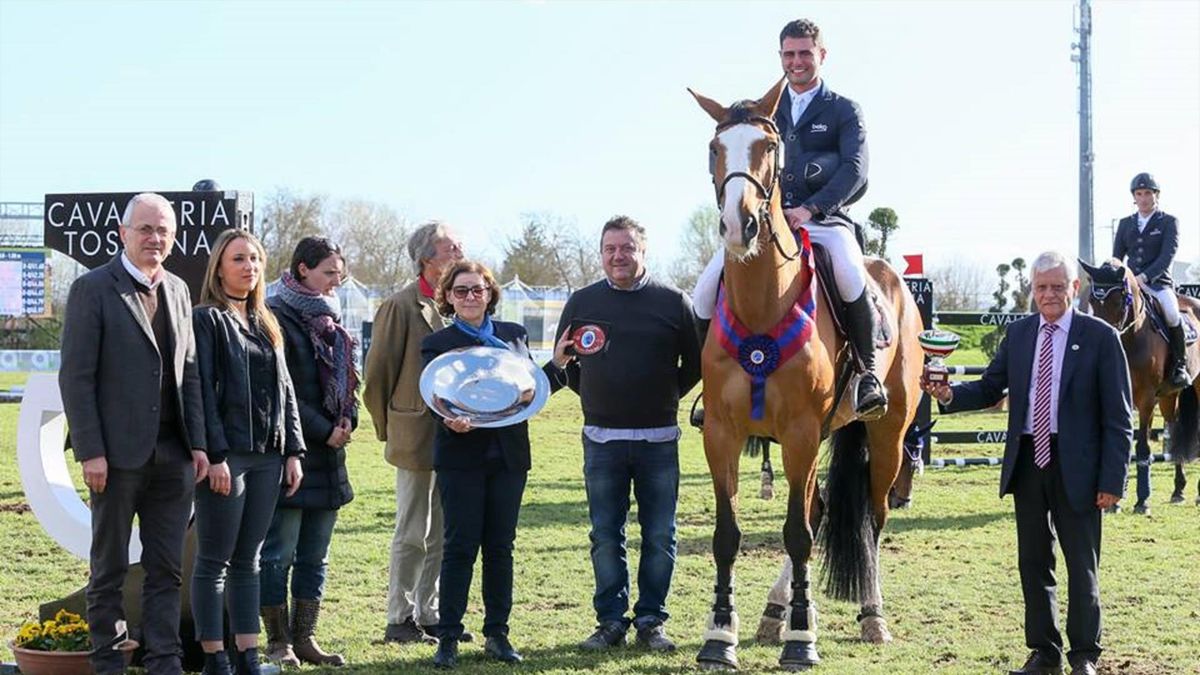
xmin=1129 ymin=172 xmax=1159 ymax=193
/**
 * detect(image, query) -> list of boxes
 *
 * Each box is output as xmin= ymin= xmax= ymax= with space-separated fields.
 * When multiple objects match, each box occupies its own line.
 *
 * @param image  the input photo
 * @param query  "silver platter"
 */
xmin=419 ymin=346 xmax=551 ymax=428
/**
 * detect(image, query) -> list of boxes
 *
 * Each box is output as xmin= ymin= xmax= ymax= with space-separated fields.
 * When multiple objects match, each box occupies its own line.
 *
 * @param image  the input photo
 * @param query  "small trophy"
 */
xmin=918 ymin=329 xmax=961 ymax=384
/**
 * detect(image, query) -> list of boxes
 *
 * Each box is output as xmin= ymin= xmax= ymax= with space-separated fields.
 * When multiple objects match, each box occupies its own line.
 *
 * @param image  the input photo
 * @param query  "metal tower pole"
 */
xmin=1073 ymin=0 xmax=1094 ymax=263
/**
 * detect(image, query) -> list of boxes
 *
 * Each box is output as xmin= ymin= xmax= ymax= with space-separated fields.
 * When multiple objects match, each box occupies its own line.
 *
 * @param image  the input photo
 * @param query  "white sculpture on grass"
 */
xmin=16 ymin=373 xmax=141 ymax=562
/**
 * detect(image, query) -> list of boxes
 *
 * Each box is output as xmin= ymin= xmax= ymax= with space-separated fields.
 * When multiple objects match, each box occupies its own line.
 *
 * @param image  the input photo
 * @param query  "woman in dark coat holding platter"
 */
xmin=420 ymin=260 xmax=571 ymax=669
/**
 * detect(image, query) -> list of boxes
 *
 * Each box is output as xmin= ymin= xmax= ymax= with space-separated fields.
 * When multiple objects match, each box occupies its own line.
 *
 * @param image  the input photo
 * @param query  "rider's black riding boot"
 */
xmin=1166 ymin=323 xmax=1190 ymax=391
xmin=690 ymin=318 xmax=711 ymax=428
xmin=845 ymin=290 xmax=888 ymax=419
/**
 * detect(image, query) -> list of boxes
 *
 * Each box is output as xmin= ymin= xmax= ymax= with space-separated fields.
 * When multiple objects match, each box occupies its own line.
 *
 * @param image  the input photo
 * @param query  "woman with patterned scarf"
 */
xmin=260 ymin=237 xmax=359 ymax=667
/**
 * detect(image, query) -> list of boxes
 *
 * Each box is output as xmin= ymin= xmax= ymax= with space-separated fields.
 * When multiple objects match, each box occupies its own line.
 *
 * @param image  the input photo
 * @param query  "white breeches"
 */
xmin=691 ymin=225 xmax=869 ymax=321
xmin=1143 ymin=284 xmax=1181 ymax=327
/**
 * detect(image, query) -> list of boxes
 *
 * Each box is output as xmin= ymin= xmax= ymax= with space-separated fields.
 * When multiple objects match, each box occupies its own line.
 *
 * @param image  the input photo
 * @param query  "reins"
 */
xmin=1089 ymin=280 xmax=1139 ymax=335
xmin=709 ymin=116 xmax=801 ymax=263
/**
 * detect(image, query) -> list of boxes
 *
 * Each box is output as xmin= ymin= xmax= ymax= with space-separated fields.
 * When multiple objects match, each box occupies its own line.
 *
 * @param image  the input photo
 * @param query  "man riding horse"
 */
xmin=1113 ymin=172 xmax=1189 ymax=392
xmin=693 ymin=18 xmax=885 ymax=420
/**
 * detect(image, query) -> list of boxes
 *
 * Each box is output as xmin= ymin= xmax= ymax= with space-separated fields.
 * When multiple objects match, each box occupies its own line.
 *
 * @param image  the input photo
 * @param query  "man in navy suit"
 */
xmin=922 ymin=251 xmax=1132 ymax=675
xmin=1112 ymin=171 xmax=1188 ymax=391
xmin=693 ymin=18 xmax=884 ymax=419
xmin=773 ymin=18 xmax=886 ymax=418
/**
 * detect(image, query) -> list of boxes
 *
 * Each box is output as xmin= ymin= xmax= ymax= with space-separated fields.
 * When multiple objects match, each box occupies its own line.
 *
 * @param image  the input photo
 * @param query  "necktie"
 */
xmin=1032 ymin=323 xmax=1058 ymax=468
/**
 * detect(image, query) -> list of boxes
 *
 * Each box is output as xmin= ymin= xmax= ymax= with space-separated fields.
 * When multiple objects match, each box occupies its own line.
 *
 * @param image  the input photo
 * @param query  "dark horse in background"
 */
xmin=689 ymin=79 xmax=923 ymax=670
xmin=1080 ymin=259 xmax=1200 ymax=508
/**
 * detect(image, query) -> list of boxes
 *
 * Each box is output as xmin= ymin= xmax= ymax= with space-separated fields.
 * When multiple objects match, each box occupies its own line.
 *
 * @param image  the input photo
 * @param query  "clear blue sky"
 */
xmin=1 ymin=0 xmax=1196 ymax=277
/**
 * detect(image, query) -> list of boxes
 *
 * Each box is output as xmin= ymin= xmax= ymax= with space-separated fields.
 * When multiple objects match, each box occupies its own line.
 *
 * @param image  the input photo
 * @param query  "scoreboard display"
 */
xmin=0 ymin=248 xmax=47 ymax=317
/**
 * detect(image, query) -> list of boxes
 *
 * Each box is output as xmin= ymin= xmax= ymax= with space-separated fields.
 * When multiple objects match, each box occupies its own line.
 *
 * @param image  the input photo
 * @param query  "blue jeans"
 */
xmin=259 ymin=507 xmax=339 ymax=606
xmin=582 ymin=435 xmax=680 ymax=629
xmin=191 ymin=451 xmax=282 ymax=640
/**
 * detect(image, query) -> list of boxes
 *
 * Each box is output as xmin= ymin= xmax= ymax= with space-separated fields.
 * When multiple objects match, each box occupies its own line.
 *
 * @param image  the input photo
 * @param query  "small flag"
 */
xmin=903 ymin=254 xmax=924 ymax=276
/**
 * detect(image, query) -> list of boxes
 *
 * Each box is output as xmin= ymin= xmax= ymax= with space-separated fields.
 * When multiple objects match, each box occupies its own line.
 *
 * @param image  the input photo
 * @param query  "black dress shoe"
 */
xmin=1009 ymin=650 xmax=1064 ymax=675
xmin=432 ymin=637 xmax=458 ymax=669
xmin=484 ymin=635 xmax=523 ymax=663
xmin=1069 ymin=660 xmax=1098 ymax=675
xmin=386 ymin=618 xmax=437 ymax=644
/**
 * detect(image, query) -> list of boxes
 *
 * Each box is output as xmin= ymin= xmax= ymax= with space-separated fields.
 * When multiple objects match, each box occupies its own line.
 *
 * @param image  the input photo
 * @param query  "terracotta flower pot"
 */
xmin=9 ymin=643 xmax=93 ymax=675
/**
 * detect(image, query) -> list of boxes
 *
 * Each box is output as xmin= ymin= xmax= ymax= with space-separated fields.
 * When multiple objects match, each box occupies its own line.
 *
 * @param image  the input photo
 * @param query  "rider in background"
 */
xmin=693 ymin=18 xmax=883 ymax=417
xmin=1112 ymin=172 xmax=1188 ymax=391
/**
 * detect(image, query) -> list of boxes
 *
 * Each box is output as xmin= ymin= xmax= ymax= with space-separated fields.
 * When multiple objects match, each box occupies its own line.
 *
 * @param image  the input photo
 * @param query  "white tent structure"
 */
xmin=498 ymin=275 xmax=570 ymax=362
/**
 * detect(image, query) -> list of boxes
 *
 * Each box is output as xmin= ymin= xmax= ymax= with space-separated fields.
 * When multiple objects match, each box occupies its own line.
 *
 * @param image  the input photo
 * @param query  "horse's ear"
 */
xmin=1077 ymin=258 xmax=1099 ymax=278
xmin=754 ymin=78 xmax=787 ymax=117
xmin=689 ymin=88 xmax=727 ymax=124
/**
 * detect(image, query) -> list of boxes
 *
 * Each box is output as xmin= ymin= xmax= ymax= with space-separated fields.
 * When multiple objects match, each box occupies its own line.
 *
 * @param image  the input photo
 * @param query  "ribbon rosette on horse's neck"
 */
xmin=714 ymin=228 xmax=817 ymax=420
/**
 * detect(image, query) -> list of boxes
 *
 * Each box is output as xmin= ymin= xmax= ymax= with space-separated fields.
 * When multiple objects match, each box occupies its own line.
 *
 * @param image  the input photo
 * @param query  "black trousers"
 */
xmin=1011 ymin=436 xmax=1103 ymax=666
xmin=435 ymin=459 xmax=527 ymax=639
xmin=87 ymin=444 xmax=194 ymax=675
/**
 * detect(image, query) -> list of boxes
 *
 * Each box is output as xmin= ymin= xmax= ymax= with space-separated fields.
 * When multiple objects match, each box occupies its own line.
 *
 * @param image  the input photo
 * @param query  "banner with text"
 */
xmin=43 ymin=191 xmax=253 ymax=302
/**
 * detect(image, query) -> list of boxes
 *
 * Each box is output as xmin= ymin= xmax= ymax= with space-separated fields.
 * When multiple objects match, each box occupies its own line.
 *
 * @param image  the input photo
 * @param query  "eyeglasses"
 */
xmin=451 ymin=285 xmax=489 ymax=299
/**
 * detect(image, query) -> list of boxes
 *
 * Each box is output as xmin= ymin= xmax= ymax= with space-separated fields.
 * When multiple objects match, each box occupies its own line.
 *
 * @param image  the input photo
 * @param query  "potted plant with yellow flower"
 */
xmin=10 ymin=609 xmax=134 ymax=675
xmin=10 ymin=609 xmax=92 ymax=675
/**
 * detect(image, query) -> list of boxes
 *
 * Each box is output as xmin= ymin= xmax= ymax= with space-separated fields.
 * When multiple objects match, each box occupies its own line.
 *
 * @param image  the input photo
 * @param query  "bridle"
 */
xmin=1089 ymin=279 xmax=1137 ymax=334
xmin=709 ymin=115 xmax=800 ymax=262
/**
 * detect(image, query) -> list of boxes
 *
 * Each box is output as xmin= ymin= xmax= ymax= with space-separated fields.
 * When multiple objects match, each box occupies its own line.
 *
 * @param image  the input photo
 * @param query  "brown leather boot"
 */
xmin=260 ymin=604 xmax=300 ymax=667
xmin=292 ymin=598 xmax=345 ymax=666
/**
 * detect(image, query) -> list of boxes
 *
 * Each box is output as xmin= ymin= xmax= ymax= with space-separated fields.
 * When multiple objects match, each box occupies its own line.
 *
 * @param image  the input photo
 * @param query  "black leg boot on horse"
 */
xmin=1166 ymin=324 xmax=1190 ymax=392
xmin=845 ymin=290 xmax=888 ymax=419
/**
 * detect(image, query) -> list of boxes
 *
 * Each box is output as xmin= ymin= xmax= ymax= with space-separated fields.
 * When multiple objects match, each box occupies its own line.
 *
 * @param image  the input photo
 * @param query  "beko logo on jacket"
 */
xmin=810 ymin=123 xmax=828 ymax=132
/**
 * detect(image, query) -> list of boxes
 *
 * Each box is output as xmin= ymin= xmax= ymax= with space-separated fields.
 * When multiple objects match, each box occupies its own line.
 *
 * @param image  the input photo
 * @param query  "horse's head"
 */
xmin=1079 ymin=258 xmax=1138 ymax=333
xmin=689 ymin=80 xmax=787 ymax=258
xmin=889 ymin=420 xmax=936 ymax=509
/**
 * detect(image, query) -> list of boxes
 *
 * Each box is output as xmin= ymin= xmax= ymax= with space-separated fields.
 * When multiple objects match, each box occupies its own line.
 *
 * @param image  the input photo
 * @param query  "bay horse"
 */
xmin=689 ymin=80 xmax=924 ymax=670
xmin=1079 ymin=259 xmax=1200 ymax=508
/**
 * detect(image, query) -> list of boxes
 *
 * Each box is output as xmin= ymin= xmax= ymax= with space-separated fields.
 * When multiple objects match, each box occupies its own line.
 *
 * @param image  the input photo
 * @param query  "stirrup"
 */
xmin=852 ymin=372 xmax=888 ymax=420
xmin=1166 ymin=365 xmax=1190 ymax=391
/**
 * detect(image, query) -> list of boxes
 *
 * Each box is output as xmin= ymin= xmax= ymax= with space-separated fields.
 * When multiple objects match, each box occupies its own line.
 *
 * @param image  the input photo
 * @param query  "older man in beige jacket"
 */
xmin=363 ymin=221 xmax=463 ymax=644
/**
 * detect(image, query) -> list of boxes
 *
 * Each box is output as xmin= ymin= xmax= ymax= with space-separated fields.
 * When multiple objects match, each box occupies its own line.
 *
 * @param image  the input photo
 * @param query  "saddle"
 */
xmin=809 ymin=241 xmax=894 ymax=368
xmin=1145 ymin=292 xmax=1199 ymax=346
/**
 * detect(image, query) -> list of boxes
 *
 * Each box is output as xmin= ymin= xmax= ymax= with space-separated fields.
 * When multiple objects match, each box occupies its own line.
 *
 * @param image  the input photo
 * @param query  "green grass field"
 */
xmin=1 ymin=372 xmax=1197 ymax=674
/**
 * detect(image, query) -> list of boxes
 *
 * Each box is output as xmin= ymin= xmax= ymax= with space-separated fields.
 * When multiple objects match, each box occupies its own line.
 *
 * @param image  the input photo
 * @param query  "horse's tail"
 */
xmin=742 ymin=436 xmax=770 ymax=458
xmin=1168 ymin=383 xmax=1200 ymax=464
xmin=817 ymin=421 xmax=877 ymax=602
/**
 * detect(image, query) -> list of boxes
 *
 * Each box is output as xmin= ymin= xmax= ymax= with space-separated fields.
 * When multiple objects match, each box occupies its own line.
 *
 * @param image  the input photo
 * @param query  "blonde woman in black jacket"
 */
xmin=192 ymin=229 xmax=305 ymax=675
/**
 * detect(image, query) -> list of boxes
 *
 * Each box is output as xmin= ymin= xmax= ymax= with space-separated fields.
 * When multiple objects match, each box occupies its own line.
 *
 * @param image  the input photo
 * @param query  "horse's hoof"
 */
xmin=780 ymin=640 xmax=820 ymax=670
xmin=1169 ymin=491 xmax=1184 ymax=504
xmin=1133 ymin=503 xmax=1150 ymax=515
xmin=860 ymin=615 xmax=893 ymax=644
xmin=759 ymin=485 xmax=775 ymax=501
xmin=697 ymin=640 xmax=738 ymax=670
xmin=754 ymin=614 xmax=784 ymax=644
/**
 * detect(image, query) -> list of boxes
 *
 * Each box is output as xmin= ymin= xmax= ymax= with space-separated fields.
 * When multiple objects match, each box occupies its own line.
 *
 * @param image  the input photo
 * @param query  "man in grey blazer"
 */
xmin=922 ymin=251 xmax=1131 ymax=675
xmin=59 ymin=193 xmax=209 ymax=675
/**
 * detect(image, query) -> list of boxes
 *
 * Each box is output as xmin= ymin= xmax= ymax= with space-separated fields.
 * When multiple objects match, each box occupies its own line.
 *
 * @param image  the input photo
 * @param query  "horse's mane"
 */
xmin=1089 ymin=259 xmax=1129 ymax=286
xmin=726 ymin=100 xmax=760 ymax=124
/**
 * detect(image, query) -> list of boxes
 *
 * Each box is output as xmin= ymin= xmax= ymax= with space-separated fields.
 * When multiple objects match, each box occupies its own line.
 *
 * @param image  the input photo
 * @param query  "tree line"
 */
xmin=255 ymin=190 xmax=1004 ymax=314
